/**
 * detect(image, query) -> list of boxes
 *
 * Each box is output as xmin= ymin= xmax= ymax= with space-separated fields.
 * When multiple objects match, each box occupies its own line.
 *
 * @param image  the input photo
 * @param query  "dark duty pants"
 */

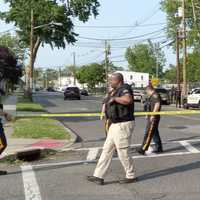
xmin=142 ymin=117 xmax=163 ymax=151
xmin=0 ymin=127 xmax=7 ymax=155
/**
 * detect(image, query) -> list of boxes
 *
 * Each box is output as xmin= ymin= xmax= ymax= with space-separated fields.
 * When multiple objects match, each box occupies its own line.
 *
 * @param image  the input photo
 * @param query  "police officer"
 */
xmin=0 ymin=103 xmax=12 ymax=175
xmin=87 ymin=73 xmax=136 ymax=185
xmin=137 ymin=85 xmax=163 ymax=155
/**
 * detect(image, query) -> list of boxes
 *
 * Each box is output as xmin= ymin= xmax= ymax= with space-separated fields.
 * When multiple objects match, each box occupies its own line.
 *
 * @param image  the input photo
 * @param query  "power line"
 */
xmin=75 ymin=23 xmax=166 ymax=29
xmin=77 ymin=27 xmax=166 ymax=41
xmin=115 ymin=6 xmax=161 ymax=38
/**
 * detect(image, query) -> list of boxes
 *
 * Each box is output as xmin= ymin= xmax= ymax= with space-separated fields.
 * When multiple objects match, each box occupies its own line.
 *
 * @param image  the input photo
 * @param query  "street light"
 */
xmin=28 ymin=9 xmax=63 ymax=94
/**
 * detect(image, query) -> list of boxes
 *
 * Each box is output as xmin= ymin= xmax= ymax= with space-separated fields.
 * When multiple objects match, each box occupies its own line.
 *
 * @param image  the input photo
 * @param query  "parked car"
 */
xmin=155 ymin=88 xmax=170 ymax=105
xmin=64 ymin=87 xmax=81 ymax=100
xmin=57 ymin=86 xmax=68 ymax=92
xmin=80 ymin=89 xmax=89 ymax=96
xmin=46 ymin=87 xmax=56 ymax=92
xmin=184 ymin=89 xmax=200 ymax=109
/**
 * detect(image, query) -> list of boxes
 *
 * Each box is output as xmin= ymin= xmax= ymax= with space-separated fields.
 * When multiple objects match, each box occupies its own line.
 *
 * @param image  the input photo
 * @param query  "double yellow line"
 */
xmin=16 ymin=110 xmax=200 ymax=118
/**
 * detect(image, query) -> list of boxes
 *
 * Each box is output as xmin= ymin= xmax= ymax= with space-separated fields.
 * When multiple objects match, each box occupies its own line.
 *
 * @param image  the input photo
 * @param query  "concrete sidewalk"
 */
xmin=1 ymin=94 xmax=77 ymax=159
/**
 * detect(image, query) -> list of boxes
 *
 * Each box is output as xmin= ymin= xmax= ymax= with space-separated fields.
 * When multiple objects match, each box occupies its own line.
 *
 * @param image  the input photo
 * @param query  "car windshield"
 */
xmin=66 ymin=87 xmax=79 ymax=92
xmin=155 ymin=89 xmax=167 ymax=93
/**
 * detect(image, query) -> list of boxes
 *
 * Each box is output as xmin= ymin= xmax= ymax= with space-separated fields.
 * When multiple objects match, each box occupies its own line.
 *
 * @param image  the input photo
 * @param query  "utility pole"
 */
xmin=73 ymin=52 xmax=76 ymax=86
xmin=176 ymin=29 xmax=181 ymax=92
xmin=105 ymin=40 xmax=110 ymax=92
xmin=182 ymin=0 xmax=187 ymax=97
xmin=59 ymin=67 xmax=62 ymax=87
xmin=155 ymin=43 xmax=159 ymax=79
xmin=28 ymin=9 xmax=34 ymax=95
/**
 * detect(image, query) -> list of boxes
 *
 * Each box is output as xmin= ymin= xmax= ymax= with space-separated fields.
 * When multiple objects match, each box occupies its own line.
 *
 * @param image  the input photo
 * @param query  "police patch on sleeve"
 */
xmin=122 ymin=89 xmax=130 ymax=95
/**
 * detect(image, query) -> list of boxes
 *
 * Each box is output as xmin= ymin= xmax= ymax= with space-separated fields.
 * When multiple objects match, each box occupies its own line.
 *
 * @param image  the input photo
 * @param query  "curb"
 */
xmin=0 ymin=120 xmax=78 ymax=163
xmin=58 ymin=121 xmax=78 ymax=148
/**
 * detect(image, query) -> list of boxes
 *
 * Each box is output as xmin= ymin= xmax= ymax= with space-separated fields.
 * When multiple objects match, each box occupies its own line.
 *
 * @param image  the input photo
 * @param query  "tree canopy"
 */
xmin=0 ymin=46 xmax=22 ymax=84
xmin=0 ymin=0 xmax=100 ymax=64
xmin=161 ymin=0 xmax=200 ymax=48
xmin=76 ymin=63 xmax=105 ymax=89
xmin=0 ymin=33 xmax=27 ymax=64
xmin=125 ymin=41 xmax=166 ymax=77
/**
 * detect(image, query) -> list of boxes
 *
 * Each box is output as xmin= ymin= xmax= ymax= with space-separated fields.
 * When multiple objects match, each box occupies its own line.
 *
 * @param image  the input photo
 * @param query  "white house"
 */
xmin=115 ymin=71 xmax=149 ymax=88
xmin=56 ymin=76 xmax=83 ymax=89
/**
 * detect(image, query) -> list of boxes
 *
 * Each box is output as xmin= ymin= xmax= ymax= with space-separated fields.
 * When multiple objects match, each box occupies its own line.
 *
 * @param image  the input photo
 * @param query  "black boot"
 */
xmin=87 ymin=176 xmax=104 ymax=185
xmin=136 ymin=147 xmax=145 ymax=155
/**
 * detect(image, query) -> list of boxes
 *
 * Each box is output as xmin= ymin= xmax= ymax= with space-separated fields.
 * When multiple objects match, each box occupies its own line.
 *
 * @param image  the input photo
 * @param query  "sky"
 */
xmin=0 ymin=0 xmax=176 ymax=71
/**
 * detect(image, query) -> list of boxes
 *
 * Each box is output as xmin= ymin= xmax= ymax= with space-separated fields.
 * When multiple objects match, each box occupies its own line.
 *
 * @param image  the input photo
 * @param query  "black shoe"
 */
xmin=153 ymin=148 xmax=163 ymax=154
xmin=136 ymin=147 xmax=145 ymax=155
xmin=0 ymin=171 xmax=7 ymax=176
xmin=87 ymin=176 xmax=104 ymax=185
xmin=119 ymin=177 xmax=137 ymax=184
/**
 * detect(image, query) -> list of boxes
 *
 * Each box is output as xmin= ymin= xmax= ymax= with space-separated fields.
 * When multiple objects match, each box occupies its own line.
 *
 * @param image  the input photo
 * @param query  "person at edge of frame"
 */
xmin=87 ymin=73 xmax=136 ymax=185
xmin=137 ymin=85 xmax=163 ymax=155
xmin=0 ymin=103 xmax=12 ymax=175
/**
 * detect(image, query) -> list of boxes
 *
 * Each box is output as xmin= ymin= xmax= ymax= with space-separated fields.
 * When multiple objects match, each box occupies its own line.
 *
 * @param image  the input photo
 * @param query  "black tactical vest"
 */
xmin=106 ymin=84 xmax=135 ymax=123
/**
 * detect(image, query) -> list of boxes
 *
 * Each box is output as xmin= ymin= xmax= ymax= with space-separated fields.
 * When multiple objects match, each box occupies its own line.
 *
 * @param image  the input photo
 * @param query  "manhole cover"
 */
xmin=169 ymin=126 xmax=187 ymax=130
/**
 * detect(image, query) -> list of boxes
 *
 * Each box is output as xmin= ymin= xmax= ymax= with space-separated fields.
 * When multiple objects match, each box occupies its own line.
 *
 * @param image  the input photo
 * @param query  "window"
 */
xmin=130 ymin=75 xmax=133 ymax=80
xmin=141 ymin=75 xmax=143 ymax=80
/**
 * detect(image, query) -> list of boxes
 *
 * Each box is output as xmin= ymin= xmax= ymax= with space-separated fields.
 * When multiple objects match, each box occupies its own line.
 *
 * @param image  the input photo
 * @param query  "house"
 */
xmin=115 ymin=71 xmax=149 ymax=88
xmin=56 ymin=76 xmax=83 ymax=89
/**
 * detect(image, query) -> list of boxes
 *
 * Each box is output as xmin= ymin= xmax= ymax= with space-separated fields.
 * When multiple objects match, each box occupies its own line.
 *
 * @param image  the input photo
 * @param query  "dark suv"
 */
xmin=64 ymin=87 xmax=81 ymax=100
xmin=155 ymin=88 xmax=170 ymax=105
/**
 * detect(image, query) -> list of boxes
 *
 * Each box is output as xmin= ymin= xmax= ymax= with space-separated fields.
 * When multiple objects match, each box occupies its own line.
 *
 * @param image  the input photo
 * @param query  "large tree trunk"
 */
xmin=25 ymin=37 xmax=41 ymax=99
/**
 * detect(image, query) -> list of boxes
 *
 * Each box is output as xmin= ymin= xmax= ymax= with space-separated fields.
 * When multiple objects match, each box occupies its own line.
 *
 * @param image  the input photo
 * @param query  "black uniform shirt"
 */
xmin=106 ymin=84 xmax=135 ymax=123
xmin=148 ymin=92 xmax=161 ymax=119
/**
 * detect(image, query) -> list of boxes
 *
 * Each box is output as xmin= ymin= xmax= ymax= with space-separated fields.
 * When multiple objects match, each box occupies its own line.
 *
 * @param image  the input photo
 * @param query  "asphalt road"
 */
xmin=1 ymin=91 xmax=200 ymax=200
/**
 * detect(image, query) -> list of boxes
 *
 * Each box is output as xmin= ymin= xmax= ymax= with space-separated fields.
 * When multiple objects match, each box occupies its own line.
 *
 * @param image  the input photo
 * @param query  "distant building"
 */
xmin=115 ymin=71 xmax=149 ymax=88
xmin=56 ymin=76 xmax=83 ymax=89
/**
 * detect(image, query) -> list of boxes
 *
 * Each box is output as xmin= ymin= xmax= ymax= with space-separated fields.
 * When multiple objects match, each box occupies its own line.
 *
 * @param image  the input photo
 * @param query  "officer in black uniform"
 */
xmin=137 ymin=85 xmax=163 ymax=155
xmin=87 ymin=73 xmax=136 ymax=185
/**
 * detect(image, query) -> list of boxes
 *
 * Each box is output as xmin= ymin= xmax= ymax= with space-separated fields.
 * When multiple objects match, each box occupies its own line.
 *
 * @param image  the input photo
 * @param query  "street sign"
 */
xmin=151 ymin=78 xmax=160 ymax=87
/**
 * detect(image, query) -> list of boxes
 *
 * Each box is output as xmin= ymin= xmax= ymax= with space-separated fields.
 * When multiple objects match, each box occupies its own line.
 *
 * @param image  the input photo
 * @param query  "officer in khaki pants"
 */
xmin=87 ymin=73 xmax=136 ymax=185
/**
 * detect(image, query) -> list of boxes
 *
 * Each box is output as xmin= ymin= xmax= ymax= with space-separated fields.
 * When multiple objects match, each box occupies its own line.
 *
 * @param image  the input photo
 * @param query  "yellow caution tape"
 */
xmin=16 ymin=110 xmax=200 ymax=118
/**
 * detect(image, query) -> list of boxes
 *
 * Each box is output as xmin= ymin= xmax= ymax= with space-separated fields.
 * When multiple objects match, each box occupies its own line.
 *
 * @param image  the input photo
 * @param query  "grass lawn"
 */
xmin=16 ymin=95 xmax=45 ymax=112
xmin=13 ymin=118 xmax=71 ymax=140
xmin=16 ymin=103 xmax=44 ymax=112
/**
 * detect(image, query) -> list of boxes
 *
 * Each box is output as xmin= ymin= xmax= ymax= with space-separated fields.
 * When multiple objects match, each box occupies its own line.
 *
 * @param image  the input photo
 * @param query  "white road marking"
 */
xmin=62 ymin=138 xmax=200 ymax=152
xmin=4 ymin=105 xmax=16 ymax=111
xmin=21 ymin=165 xmax=42 ymax=200
xmin=32 ymin=151 xmax=199 ymax=169
xmin=179 ymin=141 xmax=200 ymax=153
xmin=86 ymin=148 xmax=99 ymax=161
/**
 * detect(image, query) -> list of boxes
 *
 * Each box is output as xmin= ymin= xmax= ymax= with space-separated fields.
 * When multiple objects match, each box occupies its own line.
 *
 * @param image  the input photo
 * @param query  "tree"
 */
xmin=76 ymin=63 xmax=105 ymax=90
xmin=125 ymin=42 xmax=166 ymax=77
xmin=187 ymin=50 xmax=200 ymax=82
xmin=161 ymin=0 xmax=200 ymax=48
xmin=0 ymin=33 xmax=27 ymax=64
xmin=163 ymin=64 xmax=178 ymax=83
xmin=108 ymin=62 xmax=124 ymax=73
xmin=0 ymin=0 xmax=100 ymax=77
xmin=0 ymin=46 xmax=22 ymax=85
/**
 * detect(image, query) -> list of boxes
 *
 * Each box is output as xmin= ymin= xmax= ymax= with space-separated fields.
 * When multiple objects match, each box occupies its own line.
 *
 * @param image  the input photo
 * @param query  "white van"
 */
xmin=186 ymin=89 xmax=200 ymax=109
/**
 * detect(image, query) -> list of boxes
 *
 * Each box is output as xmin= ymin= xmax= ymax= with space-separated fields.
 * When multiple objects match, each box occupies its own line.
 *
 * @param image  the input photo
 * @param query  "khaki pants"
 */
xmin=94 ymin=121 xmax=135 ymax=179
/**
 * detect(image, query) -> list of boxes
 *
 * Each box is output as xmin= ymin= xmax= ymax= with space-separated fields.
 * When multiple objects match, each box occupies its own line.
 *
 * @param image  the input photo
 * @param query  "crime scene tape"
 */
xmin=15 ymin=110 xmax=200 ymax=118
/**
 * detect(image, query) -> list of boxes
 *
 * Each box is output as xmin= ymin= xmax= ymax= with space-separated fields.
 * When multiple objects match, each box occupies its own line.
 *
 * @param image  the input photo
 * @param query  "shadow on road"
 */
xmin=137 ymin=161 xmax=200 ymax=182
